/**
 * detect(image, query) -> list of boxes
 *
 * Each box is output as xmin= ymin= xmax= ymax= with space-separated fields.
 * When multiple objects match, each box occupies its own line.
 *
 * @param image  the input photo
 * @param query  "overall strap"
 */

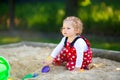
xmin=80 ymin=36 xmax=91 ymax=48
xmin=64 ymin=37 xmax=80 ymax=48
xmin=64 ymin=37 xmax=68 ymax=47
xmin=70 ymin=37 xmax=80 ymax=48
xmin=64 ymin=36 xmax=91 ymax=48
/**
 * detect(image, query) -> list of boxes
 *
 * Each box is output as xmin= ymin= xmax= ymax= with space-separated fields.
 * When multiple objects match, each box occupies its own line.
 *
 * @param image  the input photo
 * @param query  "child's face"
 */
xmin=61 ymin=21 xmax=77 ymax=37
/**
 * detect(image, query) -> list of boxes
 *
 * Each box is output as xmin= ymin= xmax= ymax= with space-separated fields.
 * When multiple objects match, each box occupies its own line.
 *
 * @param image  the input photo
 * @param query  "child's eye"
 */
xmin=67 ymin=27 xmax=70 ymax=29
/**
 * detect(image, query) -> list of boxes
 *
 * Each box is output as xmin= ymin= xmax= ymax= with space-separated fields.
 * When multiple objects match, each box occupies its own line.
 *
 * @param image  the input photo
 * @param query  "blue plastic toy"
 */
xmin=41 ymin=66 xmax=50 ymax=73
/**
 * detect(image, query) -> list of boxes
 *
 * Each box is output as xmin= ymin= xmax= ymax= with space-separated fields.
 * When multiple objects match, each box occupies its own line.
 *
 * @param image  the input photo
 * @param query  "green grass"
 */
xmin=88 ymin=35 xmax=120 ymax=51
xmin=0 ymin=36 xmax=21 ymax=45
xmin=91 ymin=41 xmax=120 ymax=51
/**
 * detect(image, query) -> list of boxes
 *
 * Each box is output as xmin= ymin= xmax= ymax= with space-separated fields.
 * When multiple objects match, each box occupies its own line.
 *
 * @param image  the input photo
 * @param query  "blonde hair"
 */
xmin=63 ymin=16 xmax=83 ymax=35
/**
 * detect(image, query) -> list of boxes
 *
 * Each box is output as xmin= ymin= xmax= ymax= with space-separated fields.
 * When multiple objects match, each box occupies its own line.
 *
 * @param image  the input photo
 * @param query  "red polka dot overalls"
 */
xmin=53 ymin=36 xmax=92 ymax=71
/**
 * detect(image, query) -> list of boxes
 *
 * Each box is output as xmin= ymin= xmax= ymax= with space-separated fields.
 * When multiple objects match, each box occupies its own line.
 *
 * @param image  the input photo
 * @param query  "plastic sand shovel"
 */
xmin=41 ymin=66 xmax=50 ymax=73
xmin=22 ymin=74 xmax=33 ymax=80
xmin=22 ymin=72 xmax=39 ymax=80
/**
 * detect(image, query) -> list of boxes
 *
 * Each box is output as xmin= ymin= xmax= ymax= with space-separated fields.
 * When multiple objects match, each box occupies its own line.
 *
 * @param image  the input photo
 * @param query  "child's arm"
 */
xmin=74 ymin=38 xmax=88 ymax=69
xmin=44 ymin=37 xmax=65 ymax=65
xmin=50 ymin=37 xmax=65 ymax=58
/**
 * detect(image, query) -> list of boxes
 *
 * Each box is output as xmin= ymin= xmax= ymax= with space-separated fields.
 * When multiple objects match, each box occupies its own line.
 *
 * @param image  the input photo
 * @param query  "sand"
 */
xmin=0 ymin=45 xmax=120 ymax=80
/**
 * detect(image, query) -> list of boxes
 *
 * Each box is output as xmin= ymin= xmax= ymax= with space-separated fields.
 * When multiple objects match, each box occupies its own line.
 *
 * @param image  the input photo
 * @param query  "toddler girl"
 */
xmin=44 ymin=16 xmax=92 ymax=71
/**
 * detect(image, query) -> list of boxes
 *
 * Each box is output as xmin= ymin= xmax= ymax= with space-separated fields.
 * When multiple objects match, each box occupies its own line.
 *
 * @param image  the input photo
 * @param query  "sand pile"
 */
xmin=0 ymin=45 xmax=120 ymax=80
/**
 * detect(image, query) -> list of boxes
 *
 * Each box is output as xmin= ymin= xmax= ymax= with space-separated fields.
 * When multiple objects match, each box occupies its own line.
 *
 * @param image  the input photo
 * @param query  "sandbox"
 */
xmin=0 ymin=42 xmax=120 ymax=80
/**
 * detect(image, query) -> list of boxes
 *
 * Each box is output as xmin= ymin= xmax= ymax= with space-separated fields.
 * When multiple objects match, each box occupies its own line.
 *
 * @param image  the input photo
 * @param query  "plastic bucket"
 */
xmin=0 ymin=56 xmax=10 ymax=80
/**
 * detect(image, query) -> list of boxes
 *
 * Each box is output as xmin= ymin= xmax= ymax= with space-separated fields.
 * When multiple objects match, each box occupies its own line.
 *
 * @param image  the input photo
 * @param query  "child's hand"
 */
xmin=43 ymin=56 xmax=54 ymax=66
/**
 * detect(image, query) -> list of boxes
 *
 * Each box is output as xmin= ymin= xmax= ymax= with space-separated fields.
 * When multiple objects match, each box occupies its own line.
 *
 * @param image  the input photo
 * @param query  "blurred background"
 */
xmin=0 ymin=0 xmax=120 ymax=51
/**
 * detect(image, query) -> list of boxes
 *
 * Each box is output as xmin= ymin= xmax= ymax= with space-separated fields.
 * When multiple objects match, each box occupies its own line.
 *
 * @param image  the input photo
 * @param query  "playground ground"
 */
xmin=0 ymin=43 xmax=120 ymax=80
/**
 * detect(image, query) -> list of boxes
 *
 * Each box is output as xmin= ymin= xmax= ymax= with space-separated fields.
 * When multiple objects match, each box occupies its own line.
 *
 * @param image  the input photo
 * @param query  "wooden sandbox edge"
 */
xmin=0 ymin=41 xmax=120 ymax=62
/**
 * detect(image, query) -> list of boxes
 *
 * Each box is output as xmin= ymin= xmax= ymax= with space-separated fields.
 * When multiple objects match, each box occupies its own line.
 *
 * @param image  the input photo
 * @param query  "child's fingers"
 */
xmin=43 ymin=61 xmax=52 ymax=66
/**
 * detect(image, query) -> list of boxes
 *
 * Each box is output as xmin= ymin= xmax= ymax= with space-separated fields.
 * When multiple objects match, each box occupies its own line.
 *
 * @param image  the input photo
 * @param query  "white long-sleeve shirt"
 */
xmin=51 ymin=37 xmax=88 ymax=67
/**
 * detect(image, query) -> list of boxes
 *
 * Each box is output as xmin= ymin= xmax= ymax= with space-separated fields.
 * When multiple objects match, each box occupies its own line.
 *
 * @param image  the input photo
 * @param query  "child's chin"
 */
xmin=63 ymin=35 xmax=68 ymax=37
